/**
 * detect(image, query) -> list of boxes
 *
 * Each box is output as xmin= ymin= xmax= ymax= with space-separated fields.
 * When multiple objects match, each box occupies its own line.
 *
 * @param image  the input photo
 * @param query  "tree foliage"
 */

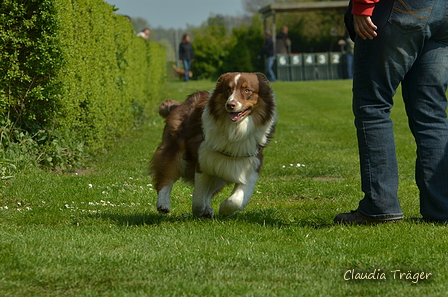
xmin=174 ymin=0 xmax=346 ymax=80
xmin=191 ymin=14 xmax=264 ymax=80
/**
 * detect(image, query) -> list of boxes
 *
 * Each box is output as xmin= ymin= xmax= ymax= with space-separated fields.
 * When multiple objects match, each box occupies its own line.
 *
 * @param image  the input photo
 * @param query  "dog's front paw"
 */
xmin=219 ymin=200 xmax=239 ymax=217
xmin=157 ymin=204 xmax=170 ymax=214
xmin=202 ymin=207 xmax=214 ymax=219
xmin=192 ymin=205 xmax=214 ymax=218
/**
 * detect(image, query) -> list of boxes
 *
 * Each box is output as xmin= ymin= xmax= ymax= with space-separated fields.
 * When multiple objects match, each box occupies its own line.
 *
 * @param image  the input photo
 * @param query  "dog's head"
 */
xmin=208 ymin=72 xmax=275 ymax=125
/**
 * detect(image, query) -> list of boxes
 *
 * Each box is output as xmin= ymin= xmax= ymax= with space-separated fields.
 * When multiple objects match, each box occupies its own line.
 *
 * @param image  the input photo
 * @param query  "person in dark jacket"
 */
xmin=262 ymin=30 xmax=276 ymax=82
xmin=179 ymin=33 xmax=194 ymax=82
xmin=276 ymin=26 xmax=291 ymax=54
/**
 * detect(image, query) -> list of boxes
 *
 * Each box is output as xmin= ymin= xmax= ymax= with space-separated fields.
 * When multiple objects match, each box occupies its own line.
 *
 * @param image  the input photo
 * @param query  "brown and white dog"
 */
xmin=150 ymin=72 xmax=276 ymax=218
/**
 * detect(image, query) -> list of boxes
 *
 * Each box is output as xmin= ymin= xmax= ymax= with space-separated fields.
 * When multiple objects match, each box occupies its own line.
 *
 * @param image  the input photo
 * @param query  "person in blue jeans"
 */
xmin=335 ymin=0 xmax=448 ymax=224
xmin=261 ymin=30 xmax=276 ymax=82
xmin=179 ymin=33 xmax=194 ymax=82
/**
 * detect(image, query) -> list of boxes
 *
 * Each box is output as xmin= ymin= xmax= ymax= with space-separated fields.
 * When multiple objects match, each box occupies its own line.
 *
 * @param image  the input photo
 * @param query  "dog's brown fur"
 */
xmin=151 ymin=91 xmax=208 ymax=190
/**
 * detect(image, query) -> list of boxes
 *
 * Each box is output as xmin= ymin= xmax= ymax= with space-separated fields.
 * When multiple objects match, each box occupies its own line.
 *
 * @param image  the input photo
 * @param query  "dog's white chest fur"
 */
xmin=198 ymin=106 xmax=272 ymax=184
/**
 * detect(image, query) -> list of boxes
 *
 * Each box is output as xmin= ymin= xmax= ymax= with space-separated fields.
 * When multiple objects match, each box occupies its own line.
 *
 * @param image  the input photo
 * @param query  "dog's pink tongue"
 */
xmin=230 ymin=112 xmax=241 ymax=122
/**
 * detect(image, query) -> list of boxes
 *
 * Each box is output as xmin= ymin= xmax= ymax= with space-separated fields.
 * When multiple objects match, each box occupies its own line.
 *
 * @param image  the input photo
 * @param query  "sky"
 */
xmin=104 ymin=0 xmax=246 ymax=29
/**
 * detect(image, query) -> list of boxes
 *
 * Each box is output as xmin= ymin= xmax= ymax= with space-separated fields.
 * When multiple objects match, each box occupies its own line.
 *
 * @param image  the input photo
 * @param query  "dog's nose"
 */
xmin=226 ymin=101 xmax=236 ymax=110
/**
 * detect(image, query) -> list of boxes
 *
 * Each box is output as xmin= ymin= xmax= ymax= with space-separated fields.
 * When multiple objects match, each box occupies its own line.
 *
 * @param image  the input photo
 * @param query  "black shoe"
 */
xmin=334 ymin=210 xmax=402 ymax=225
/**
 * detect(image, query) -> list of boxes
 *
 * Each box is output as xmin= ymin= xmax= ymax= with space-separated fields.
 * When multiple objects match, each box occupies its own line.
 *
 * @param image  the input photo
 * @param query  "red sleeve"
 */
xmin=352 ymin=0 xmax=381 ymax=16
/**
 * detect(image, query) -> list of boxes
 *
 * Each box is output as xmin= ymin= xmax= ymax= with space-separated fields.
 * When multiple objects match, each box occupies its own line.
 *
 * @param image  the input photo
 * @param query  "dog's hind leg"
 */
xmin=219 ymin=172 xmax=258 ymax=217
xmin=192 ymin=173 xmax=225 ymax=218
xmin=156 ymin=182 xmax=174 ymax=214
xmin=152 ymin=150 xmax=184 ymax=214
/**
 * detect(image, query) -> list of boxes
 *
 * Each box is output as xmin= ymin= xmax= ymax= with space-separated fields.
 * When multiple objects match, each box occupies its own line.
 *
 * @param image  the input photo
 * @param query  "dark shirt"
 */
xmin=179 ymin=42 xmax=194 ymax=60
xmin=262 ymin=37 xmax=274 ymax=57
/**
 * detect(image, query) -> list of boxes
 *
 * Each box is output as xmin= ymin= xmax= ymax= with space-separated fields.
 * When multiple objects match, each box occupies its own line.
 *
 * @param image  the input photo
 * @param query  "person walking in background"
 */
xmin=335 ymin=0 xmax=448 ymax=224
xmin=179 ymin=33 xmax=194 ymax=82
xmin=261 ymin=30 xmax=276 ymax=82
xmin=276 ymin=26 xmax=291 ymax=54
xmin=338 ymin=35 xmax=354 ymax=79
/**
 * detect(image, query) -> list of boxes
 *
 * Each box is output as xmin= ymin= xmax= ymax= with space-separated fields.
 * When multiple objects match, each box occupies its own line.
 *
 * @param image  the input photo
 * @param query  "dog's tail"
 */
xmin=158 ymin=99 xmax=181 ymax=118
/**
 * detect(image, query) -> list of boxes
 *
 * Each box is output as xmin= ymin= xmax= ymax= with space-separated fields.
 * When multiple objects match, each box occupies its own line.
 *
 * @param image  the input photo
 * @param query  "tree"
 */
xmin=191 ymin=14 xmax=265 ymax=80
xmin=220 ymin=15 xmax=264 ymax=74
xmin=131 ymin=17 xmax=150 ymax=33
xmin=191 ymin=16 xmax=231 ymax=80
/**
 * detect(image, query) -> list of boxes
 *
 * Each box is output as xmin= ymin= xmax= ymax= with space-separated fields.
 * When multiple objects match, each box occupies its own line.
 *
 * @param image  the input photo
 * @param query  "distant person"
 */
xmin=338 ymin=35 xmax=354 ymax=79
xmin=261 ymin=30 xmax=276 ymax=82
xmin=137 ymin=28 xmax=150 ymax=40
xmin=179 ymin=33 xmax=194 ymax=82
xmin=276 ymin=26 xmax=291 ymax=54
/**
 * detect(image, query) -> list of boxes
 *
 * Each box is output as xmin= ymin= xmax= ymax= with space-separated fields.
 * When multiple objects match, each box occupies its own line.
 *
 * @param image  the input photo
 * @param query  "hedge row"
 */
xmin=0 ymin=0 xmax=165 ymax=170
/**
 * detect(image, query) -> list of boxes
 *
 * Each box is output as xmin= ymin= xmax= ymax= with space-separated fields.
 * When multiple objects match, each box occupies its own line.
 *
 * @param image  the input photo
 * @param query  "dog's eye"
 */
xmin=244 ymin=89 xmax=251 ymax=94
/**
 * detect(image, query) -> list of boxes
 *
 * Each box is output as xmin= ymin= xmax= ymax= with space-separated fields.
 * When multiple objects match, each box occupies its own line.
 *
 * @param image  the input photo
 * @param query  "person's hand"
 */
xmin=354 ymin=15 xmax=377 ymax=40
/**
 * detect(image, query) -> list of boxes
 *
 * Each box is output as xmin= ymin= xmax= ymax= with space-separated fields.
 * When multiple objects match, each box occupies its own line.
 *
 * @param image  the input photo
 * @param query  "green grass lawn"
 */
xmin=1 ymin=79 xmax=447 ymax=296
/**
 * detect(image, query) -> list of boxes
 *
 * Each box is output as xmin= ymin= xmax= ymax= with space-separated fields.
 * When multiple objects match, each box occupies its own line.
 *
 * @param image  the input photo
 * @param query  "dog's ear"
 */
xmin=255 ymin=72 xmax=273 ymax=100
xmin=215 ymin=73 xmax=233 ymax=93
xmin=255 ymin=72 xmax=268 ymax=84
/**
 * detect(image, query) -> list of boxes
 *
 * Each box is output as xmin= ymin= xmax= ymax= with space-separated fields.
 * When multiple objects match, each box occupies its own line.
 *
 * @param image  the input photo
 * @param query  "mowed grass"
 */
xmin=1 ymin=79 xmax=448 ymax=296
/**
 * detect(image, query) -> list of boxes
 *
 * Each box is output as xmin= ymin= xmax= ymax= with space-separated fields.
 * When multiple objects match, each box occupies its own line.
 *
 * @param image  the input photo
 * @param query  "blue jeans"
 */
xmin=266 ymin=56 xmax=276 ymax=82
xmin=345 ymin=53 xmax=353 ymax=79
xmin=182 ymin=60 xmax=191 ymax=81
xmin=353 ymin=0 xmax=448 ymax=221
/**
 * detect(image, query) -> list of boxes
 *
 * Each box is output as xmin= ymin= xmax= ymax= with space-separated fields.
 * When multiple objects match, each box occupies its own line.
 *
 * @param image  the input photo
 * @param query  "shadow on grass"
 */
xmin=87 ymin=212 xmax=188 ymax=226
xmin=87 ymin=208 xmax=333 ymax=229
xmin=230 ymin=208 xmax=334 ymax=229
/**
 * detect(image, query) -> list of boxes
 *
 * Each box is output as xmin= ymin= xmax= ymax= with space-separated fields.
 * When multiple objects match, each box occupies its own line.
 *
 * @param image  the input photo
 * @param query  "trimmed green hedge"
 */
xmin=0 ymin=0 xmax=165 ymax=170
